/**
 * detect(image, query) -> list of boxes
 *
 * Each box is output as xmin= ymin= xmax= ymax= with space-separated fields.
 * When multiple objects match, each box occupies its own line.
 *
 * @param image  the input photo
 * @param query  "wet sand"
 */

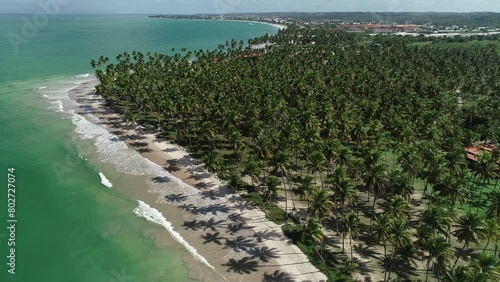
xmin=67 ymin=80 xmax=327 ymax=282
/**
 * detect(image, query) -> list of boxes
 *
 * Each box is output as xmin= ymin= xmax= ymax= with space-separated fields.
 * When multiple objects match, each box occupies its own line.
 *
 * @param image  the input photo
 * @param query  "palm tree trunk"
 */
xmin=350 ymin=236 xmax=353 ymax=260
xmin=370 ymin=194 xmax=377 ymax=225
xmin=383 ymin=243 xmax=387 ymax=282
xmin=315 ymin=247 xmax=332 ymax=281
xmin=342 ymin=234 xmax=345 ymax=253
xmin=253 ymin=179 xmax=268 ymax=218
xmin=288 ymin=175 xmax=296 ymax=210
xmin=387 ymin=246 xmax=397 ymax=281
xmin=469 ymin=176 xmax=482 ymax=212
xmin=335 ymin=203 xmax=344 ymax=234
xmin=476 ymin=177 xmax=487 ymax=213
xmin=452 ymin=242 xmax=467 ymax=270
xmin=421 ymin=181 xmax=428 ymax=202
xmin=483 ymin=236 xmax=491 ymax=252
xmin=425 ymin=264 xmax=430 ymax=282
xmin=281 ymin=169 xmax=290 ymax=220
xmin=367 ymin=184 xmax=371 ymax=203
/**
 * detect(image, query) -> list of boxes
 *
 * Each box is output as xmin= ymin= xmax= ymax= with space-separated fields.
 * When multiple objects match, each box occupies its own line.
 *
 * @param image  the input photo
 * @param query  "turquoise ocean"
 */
xmin=0 ymin=15 xmax=277 ymax=282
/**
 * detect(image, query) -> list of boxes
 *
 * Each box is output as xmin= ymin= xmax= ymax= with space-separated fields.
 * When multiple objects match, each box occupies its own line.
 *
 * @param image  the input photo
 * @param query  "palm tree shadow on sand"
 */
xmin=223 ymin=236 xmax=257 ymax=252
xmin=201 ymin=232 xmax=225 ymax=245
xmin=165 ymin=193 xmax=188 ymax=203
xmin=262 ymin=270 xmax=295 ymax=282
xmin=248 ymin=246 xmax=281 ymax=262
xmin=222 ymin=257 xmax=260 ymax=274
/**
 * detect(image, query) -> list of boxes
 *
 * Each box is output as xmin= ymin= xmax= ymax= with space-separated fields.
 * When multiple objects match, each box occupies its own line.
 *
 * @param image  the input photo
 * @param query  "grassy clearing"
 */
xmin=242 ymin=192 xmax=288 ymax=224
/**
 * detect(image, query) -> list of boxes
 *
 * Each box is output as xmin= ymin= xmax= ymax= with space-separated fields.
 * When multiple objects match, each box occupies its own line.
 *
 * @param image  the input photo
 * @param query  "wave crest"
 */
xmin=132 ymin=201 xmax=215 ymax=271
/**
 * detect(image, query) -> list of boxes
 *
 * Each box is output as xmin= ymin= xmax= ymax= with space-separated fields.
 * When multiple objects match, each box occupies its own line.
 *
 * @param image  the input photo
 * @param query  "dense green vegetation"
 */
xmin=92 ymin=26 xmax=500 ymax=281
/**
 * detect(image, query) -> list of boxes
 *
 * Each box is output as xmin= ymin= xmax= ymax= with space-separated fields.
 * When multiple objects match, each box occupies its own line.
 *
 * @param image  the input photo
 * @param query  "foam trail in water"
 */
xmin=37 ymin=74 xmax=96 ymax=114
xmin=98 ymin=172 xmax=113 ymax=188
xmin=132 ymin=200 xmax=216 ymax=271
xmin=50 ymin=100 xmax=64 ymax=112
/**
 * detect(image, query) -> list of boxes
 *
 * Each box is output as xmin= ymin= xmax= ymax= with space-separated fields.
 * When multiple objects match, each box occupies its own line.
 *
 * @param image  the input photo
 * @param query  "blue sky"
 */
xmin=2 ymin=0 xmax=500 ymax=14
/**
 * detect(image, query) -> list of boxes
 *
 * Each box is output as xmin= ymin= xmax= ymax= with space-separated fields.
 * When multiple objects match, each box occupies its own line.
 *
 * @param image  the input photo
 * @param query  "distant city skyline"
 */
xmin=2 ymin=0 xmax=500 ymax=15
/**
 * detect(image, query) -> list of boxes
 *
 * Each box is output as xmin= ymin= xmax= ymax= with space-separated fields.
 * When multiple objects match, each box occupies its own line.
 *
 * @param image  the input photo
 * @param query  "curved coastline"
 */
xmin=66 ymin=79 xmax=326 ymax=281
xmin=224 ymin=19 xmax=287 ymax=30
xmin=149 ymin=16 xmax=287 ymax=30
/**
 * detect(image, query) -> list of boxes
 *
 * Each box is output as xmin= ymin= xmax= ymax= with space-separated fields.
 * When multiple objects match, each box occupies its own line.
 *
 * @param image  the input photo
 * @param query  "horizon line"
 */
xmin=1 ymin=11 xmax=500 ymax=16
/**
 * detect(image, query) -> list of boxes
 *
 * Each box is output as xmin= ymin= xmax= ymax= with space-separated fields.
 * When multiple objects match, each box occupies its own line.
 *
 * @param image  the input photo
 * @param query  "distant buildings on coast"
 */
xmin=150 ymin=14 xmax=500 ymax=37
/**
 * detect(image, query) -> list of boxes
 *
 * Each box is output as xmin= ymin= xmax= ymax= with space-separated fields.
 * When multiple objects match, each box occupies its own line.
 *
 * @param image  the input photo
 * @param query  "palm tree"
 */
xmin=295 ymin=175 xmax=316 ymax=202
xmin=342 ymin=212 xmax=360 ymax=260
xmin=365 ymin=162 xmax=389 ymax=223
xmin=470 ymin=252 xmax=500 ymax=280
xmin=301 ymin=218 xmax=331 ymax=279
xmin=474 ymin=151 xmax=498 ymax=212
xmin=416 ymin=224 xmax=434 ymax=249
xmin=332 ymin=176 xmax=356 ymax=230
xmin=396 ymin=242 xmax=418 ymax=270
xmin=388 ymin=170 xmax=415 ymax=202
xmin=270 ymin=150 xmax=293 ymax=213
xmin=487 ymin=190 xmax=500 ymax=222
xmin=483 ymin=218 xmax=500 ymax=252
xmin=442 ymin=265 xmax=473 ymax=282
xmin=421 ymin=204 xmax=454 ymax=239
xmin=243 ymin=157 xmax=267 ymax=216
xmin=383 ymin=195 xmax=411 ymax=222
xmin=398 ymin=145 xmax=422 ymax=183
xmin=243 ymin=157 xmax=261 ymax=190
xmin=307 ymin=150 xmax=327 ymax=189
xmin=423 ymin=235 xmax=454 ymax=282
xmin=373 ymin=213 xmax=391 ymax=280
xmin=308 ymin=188 xmax=333 ymax=221
xmin=202 ymin=151 xmax=221 ymax=173
xmin=435 ymin=173 xmax=470 ymax=208
xmin=301 ymin=217 xmax=324 ymax=246
xmin=452 ymin=212 xmax=486 ymax=269
xmin=265 ymin=176 xmax=281 ymax=202
xmin=387 ymin=218 xmax=411 ymax=281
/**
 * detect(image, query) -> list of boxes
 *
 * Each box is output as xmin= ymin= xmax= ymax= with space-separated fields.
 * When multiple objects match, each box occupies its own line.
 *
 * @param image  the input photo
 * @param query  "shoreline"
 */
xmin=224 ymin=19 xmax=287 ymax=30
xmin=67 ymin=80 xmax=326 ymax=282
xmin=149 ymin=16 xmax=287 ymax=30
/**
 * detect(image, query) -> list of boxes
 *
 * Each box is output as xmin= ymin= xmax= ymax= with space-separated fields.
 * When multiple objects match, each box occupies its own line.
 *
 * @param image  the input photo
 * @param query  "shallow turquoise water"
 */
xmin=0 ymin=15 xmax=277 ymax=282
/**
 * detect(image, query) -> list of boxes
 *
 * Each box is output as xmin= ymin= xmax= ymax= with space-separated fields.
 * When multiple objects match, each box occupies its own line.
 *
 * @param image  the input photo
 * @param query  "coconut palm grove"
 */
xmin=92 ymin=25 xmax=500 ymax=281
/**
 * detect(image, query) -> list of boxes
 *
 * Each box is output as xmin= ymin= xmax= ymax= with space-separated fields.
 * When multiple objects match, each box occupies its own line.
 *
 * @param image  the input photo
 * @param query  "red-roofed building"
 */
xmin=465 ymin=144 xmax=498 ymax=162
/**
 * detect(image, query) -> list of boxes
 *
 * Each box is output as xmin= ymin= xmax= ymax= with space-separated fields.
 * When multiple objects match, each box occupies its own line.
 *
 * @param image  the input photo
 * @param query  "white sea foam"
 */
xmin=67 ymin=85 xmax=239 ymax=271
xmin=98 ymin=172 xmax=113 ymax=188
xmin=133 ymin=200 xmax=215 ymax=271
xmin=70 ymin=112 xmax=194 ymax=187
xmin=36 ymin=74 xmax=96 ymax=103
xmin=50 ymin=100 xmax=64 ymax=112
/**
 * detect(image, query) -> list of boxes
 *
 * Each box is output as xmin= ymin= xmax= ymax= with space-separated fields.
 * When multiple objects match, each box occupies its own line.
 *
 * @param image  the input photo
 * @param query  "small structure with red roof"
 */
xmin=465 ymin=144 xmax=498 ymax=162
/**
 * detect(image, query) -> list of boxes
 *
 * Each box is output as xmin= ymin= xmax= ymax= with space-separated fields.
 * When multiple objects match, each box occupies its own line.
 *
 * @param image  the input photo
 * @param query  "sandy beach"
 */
xmin=238 ymin=20 xmax=287 ymax=30
xmin=67 ymin=80 xmax=326 ymax=282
